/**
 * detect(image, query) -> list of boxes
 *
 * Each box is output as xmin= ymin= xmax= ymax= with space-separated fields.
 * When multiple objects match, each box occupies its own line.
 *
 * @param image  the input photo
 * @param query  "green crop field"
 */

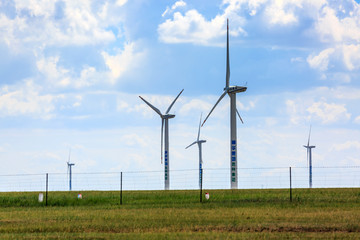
xmin=0 ymin=188 xmax=359 ymax=239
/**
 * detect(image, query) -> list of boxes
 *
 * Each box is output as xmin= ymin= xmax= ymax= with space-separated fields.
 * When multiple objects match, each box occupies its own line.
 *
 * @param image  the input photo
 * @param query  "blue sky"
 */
xmin=0 ymin=0 xmax=360 ymax=183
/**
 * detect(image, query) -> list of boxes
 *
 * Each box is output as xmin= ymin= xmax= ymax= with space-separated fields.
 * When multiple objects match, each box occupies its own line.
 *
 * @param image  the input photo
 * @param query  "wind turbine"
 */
xmin=202 ymin=19 xmax=247 ymax=189
xmin=186 ymin=114 xmax=206 ymax=188
xmin=67 ymin=149 xmax=75 ymax=191
xmin=139 ymin=89 xmax=184 ymax=190
xmin=303 ymin=126 xmax=315 ymax=188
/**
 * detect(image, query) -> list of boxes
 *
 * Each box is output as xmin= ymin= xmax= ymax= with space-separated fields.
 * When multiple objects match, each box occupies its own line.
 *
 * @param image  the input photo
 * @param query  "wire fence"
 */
xmin=0 ymin=166 xmax=359 ymax=192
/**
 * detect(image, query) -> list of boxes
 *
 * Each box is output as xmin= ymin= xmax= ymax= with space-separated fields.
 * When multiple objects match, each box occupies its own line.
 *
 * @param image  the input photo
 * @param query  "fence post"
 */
xmin=200 ymin=168 xmax=203 ymax=203
xmin=289 ymin=167 xmax=292 ymax=202
xmin=46 ymin=173 xmax=48 ymax=206
xmin=120 ymin=172 xmax=123 ymax=205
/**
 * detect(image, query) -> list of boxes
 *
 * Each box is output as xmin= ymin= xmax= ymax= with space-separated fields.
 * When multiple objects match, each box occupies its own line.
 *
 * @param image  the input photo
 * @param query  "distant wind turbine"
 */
xmin=185 ymin=113 xmax=206 ymax=188
xmin=139 ymin=89 xmax=184 ymax=190
xmin=202 ymin=19 xmax=247 ymax=189
xmin=67 ymin=149 xmax=75 ymax=191
xmin=303 ymin=126 xmax=315 ymax=188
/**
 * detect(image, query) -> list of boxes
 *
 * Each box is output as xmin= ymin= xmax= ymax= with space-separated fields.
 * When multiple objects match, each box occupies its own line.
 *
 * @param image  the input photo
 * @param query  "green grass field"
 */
xmin=0 ymin=188 xmax=359 ymax=239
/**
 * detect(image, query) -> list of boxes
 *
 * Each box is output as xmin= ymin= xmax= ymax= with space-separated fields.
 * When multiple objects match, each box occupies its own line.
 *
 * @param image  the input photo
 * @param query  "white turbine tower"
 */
xmin=202 ymin=19 xmax=247 ymax=189
xmin=186 ymin=114 xmax=206 ymax=188
xmin=66 ymin=149 xmax=75 ymax=191
xmin=303 ymin=126 xmax=315 ymax=188
xmin=139 ymin=89 xmax=184 ymax=190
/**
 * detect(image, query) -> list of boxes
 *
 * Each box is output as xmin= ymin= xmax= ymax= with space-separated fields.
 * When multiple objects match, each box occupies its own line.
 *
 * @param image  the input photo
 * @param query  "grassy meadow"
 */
xmin=0 ymin=188 xmax=359 ymax=239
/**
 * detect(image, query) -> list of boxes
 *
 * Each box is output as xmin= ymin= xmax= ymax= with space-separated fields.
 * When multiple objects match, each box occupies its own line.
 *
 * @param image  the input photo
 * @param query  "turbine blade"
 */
xmin=185 ymin=141 xmax=197 ymax=149
xmin=166 ymin=89 xmax=184 ymax=114
xmin=308 ymin=125 xmax=312 ymax=146
xmin=68 ymin=148 xmax=71 ymax=163
xmin=139 ymin=96 xmax=163 ymax=116
xmin=197 ymin=113 xmax=202 ymax=141
xmin=236 ymin=108 xmax=244 ymax=124
xmin=161 ymin=118 xmax=164 ymax=164
xmin=226 ymin=18 xmax=230 ymax=89
xmin=202 ymin=91 xmax=227 ymax=127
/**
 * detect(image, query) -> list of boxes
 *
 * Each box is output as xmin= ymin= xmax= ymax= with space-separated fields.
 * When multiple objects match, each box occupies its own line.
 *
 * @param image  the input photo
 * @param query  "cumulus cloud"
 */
xmin=179 ymin=98 xmax=212 ymax=116
xmin=0 ymin=0 xmax=143 ymax=91
xmin=0 ymin=1 xmax=117 ymax=50
xmin=0 ymin=80 xmax=62 ymax=119
xmin=157 ymin=0 xmax=326 ymax=46
xmin=36 ymin=55 xmax=101 ymax=88
xmin=284 ymin=86 xmax=359 ymax=125
xmin=307 ymin=48 xmax=335 ymax=71
xmin=285 ymin=99 xmax=302 ymax=124
xmin=314 ymin=4 xmax=360 ymax=44
xmin=158 ymin=10 xmax=237 ymax=46
xmin=332 ymin=141 xmax=360 ymax=151
xmin=158 ymin=0 xmax=253 ymax=45
xmin=102 ymin=42 xmax=146 ymax=84
xmin=116 ymin=0 xmax=128 ymax=7
xmin=306 ymin=101 xmax=351 ymax=124
xmin=342 ymin=44 xmax=360 ymax=70
xmin=355 ymin=116 xmax=360 ymax=124
xmin=264 ymin=0 xmax=300 ymax=25
xmin=36 ymin=55 xmax=70 ymax=86
xmin=162 ymin=0 xmax=187 ymax=17
xmin=158 ymin=0 xmax=360 ymax=78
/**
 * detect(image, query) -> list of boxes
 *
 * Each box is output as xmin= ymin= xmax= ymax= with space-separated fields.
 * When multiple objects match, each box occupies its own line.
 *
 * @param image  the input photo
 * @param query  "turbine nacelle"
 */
xmin=226 ymin=86 xmax=247 ymax=94
xmin=303 ymin=145 xmax=316 ymax=149
xmin=162 ymin=114 xmax=175 ymax=119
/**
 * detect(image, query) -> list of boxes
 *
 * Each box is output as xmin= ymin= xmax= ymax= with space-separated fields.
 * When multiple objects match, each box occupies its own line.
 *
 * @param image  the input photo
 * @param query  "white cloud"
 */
xmin=117 ymin=100 xmax=129 ymax=112
xmin=158 ymin=10 xmax=236 ymax=45
xmin=179 ymin=99 xmax=212 ymax=116
xmin=307 ymin=48 xmax=335 ymax=71
xmin=162 ymin=0 xmax=187 ymax=17
xmin=284 ymin=86 xmax=360 ymax=125
xmin=116 ymin=0 xmax=128 ymax=7
xmin=13 ymin=0 xmax=55 ymax=17
xmin=36 ymin=55 xmax=100 ymax=89
xmin=332 ymin=141 xmax=360 ymax=151
xmin=286 ymin=99 xmax=302 ymax=124
xmin=36 ymin=56 xmax=70 ymax=86
xmin=307 ymin=101 xmax=351 ymax=124
xmin=157 ymin=0 xmax=327 ymax=46
xmin=0 ymin=1 xmax=121 ymax=51
xmin=121 ymin=133 xmax=149 ymax=147
xmin=264 ymin=0 xmax=301 ymax=25
xmin=355 ymin=116 xmax=360 ymax=124
xmin=0 ymin=80 xmax=62 ymax=119
xmin=102 ymin=42 xmax=146 ymax=84
xmin=0 ymin=0 xmax=141 ymax=91
xmin=315 ymin=5 xmax=360 ymax=44
xmin=158 ymin=0 xmax=360 ymax=76
xmin=73 ymin=95 xmax=82 ymax=107
xmin=342 ymin=44 xmax=360 ymax=70
xmin=308 ymin=3 xmax=360 ymax=74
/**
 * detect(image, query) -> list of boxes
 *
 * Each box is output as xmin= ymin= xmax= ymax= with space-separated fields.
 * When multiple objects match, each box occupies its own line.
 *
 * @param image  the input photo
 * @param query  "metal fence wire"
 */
xmin=0 ymin=166 xmax=359 ymax=192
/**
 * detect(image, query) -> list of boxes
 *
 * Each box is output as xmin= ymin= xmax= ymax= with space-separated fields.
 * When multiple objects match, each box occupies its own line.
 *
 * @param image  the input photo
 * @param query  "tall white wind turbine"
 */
xmin=202 ymin=19 xmax=247 ymax=189
xmin=139 ymin=89 xmax=184 ymax=190
xmin=66 ymin=149 xmax=75 ymax=191
xmin=186 ymin=114 xmax=206 ymax=188
xmin=303 ymin=126 xmax=315 ymax=188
